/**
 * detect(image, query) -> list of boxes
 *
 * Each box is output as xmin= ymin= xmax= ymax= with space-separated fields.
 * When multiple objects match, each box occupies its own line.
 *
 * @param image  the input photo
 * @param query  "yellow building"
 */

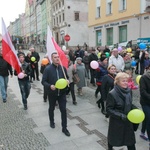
xmin=88 ymin=0 xmax=150 ymax=48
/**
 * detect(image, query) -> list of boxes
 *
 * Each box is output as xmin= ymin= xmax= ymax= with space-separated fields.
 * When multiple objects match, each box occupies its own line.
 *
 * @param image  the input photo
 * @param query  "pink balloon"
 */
xmin=18 ymin=72 xmax=25 ymax=79
xmin=90 ymin=61 xmax=99 ymax=69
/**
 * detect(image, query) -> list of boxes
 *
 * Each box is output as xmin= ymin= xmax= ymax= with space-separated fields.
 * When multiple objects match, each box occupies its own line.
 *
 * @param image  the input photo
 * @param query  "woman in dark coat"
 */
xmin=95 ymin=55 xmax=108 ymax=113
xmin=106 ymin=72 xmax=136 ymax=150
xmin=101 ymin=64 xmax=116 ymax=116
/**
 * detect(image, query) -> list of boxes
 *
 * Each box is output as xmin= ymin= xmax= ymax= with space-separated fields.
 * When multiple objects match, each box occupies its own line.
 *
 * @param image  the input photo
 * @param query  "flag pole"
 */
xmin=59 ymin=58 xmax=67 ymax=79
xmin=58 ymin=57 xmax=69 ymax=86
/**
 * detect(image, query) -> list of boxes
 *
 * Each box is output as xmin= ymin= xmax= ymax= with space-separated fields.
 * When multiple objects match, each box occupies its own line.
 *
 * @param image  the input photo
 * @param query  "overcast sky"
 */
xmin=0 ymin=0 xmax=26 ymax=34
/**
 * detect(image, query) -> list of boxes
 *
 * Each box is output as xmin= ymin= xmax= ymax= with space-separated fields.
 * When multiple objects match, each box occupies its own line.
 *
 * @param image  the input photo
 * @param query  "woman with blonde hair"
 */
xmin=106 ymin=72 xmax=136 ymax=150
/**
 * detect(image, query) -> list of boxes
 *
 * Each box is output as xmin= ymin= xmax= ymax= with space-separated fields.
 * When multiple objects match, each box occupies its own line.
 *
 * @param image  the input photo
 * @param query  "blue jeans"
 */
xmin=142 ymin=105 xmax=150 ymax=140
xmin=0 ymin=75 xmax=8 ymax=100
xmin=18 ymin=80 xmax=31 ymax=106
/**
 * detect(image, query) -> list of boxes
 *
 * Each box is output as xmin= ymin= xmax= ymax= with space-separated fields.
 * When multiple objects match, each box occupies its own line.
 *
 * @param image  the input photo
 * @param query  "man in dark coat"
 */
xmin=140 ymin=64 xmax=150 ymax=143
xmin=30 ymin=47 xmax=40 ymax=81
xmin=0 ymin=49 xmax=13 ymax=103
xmin=88 ymin=47 xmax=98 ymax=86
xmin=42 ymin=52 xmax=70 ymax=137
xmin=14 ymin=54 xmax=31 ymax=110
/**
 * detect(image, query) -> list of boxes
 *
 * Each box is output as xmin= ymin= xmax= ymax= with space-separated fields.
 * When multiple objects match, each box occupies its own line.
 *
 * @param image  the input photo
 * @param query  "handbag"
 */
xmin=72 ymin=70 xmax=80 ymax=84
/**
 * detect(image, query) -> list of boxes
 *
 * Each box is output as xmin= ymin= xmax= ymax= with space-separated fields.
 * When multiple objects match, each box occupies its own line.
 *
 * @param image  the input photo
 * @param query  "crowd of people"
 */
xmin=0 ymin=44 xmax=150 ymax=149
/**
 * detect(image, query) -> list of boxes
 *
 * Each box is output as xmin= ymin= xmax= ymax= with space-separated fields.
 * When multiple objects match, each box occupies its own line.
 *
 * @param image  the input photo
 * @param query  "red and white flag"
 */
xmin=1 ymin=18 xmax=21 ymax=74
xmin=46 ymin=26 xmax=68 ymax=69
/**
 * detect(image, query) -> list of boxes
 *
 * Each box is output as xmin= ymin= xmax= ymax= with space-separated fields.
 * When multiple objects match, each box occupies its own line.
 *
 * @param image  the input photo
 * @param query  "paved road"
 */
xmin=0 ymin=52 xmax=149 ymax=150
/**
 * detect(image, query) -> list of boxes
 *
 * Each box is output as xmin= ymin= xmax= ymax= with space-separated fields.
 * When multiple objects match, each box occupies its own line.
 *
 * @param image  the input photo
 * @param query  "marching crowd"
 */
xmin=0 ymin=44 xmax=150 ymax=149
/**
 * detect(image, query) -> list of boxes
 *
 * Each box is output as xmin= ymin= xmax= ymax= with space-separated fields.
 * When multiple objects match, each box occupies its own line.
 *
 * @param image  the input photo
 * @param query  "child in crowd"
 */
xmin=125 ymin=70 xmax=138 ymax=91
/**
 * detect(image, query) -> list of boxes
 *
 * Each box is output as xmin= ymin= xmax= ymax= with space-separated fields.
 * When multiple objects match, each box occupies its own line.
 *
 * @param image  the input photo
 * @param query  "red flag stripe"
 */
xmin=52 ymin=38 xmax=68 ymax=69
xmin=2 ymin=40 xmax=21 ymax=74
xmin=2 ymin=18 xmax=21 ymax=74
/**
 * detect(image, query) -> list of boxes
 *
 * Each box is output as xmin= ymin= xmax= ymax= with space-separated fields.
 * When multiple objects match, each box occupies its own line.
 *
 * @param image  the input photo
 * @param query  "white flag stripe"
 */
xmin=46 ymin=26 xmax=56 ymax=63
xmin=1 ymin=18 xmax=21 ymax=66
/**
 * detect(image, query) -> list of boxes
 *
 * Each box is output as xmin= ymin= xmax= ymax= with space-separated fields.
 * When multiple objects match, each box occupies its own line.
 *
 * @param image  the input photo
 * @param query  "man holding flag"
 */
xmin=42 ymin=26 xmax=70 ymax=136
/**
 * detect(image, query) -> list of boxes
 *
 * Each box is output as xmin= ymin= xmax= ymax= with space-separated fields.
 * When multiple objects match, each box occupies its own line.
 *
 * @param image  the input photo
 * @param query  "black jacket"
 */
xmin=0 ymin=56 xmax=13 ymax=76
xmin=14 ymin=61 xmax=31 ymax=81
xmin=42 ymin=64 xmax=68 ymax=96
xmin=101 ymin=73 xmax=115 ymax=101
xmin=106 ymin=88 xmax=136 ymax=146
xmin=31 ymin=51 xmax=40 ymax=62
xmin=140 ymin=73 xmax=150 ymax=106
xmin=88 ymin=53 xmax=98 ymax=63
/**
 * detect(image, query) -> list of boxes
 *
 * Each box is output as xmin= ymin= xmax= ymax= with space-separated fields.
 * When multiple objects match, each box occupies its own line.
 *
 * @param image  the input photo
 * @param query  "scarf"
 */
xmin=114 ymin=85 xmax=132 ymax=114
xmin=100 ymin=62 xmax=108 ymax=69
xmin=145 ymin=70 xmax=150 ymax=79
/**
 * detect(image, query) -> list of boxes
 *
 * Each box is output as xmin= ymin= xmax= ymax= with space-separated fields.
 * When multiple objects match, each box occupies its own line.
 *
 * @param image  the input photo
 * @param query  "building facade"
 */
xmin=8 ymin=0 xmax=89 ymax=48
xmin=88 ymin=0 xmax=150 ymax=48
xmin=51 ymin=0 xmax=89 ymax=47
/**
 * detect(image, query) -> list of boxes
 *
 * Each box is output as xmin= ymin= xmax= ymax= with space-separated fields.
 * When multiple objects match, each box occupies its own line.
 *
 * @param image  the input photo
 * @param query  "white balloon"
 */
xmin=62 ymin=45 xmax=66 ymax=51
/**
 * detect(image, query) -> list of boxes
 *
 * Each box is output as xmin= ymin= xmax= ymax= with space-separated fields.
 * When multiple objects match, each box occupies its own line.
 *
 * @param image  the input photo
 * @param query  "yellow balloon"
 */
xmin=55 ymin=78 xmax=68 ymax=89
xmin=136 ymin=75 xmax=141 ymax=85
xmin=31 ymin=56 xmax=36 ymax=62
xmin=127 ymin=48 xmax=132 ymax=53
xmin=127 ymin=109 xmax=145 ymax=124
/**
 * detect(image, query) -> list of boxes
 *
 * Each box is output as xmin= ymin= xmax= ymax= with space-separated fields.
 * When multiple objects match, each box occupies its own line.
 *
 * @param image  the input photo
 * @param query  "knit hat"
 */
xmin=100 ymin=55 xmax=107 ymax=62
xmin=76 ymin=57 xmax=82 ymax=61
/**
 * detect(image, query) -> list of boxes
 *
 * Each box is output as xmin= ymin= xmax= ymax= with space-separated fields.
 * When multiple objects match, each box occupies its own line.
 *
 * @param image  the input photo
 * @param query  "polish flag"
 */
xmin=1 ymin=18 xmax=21 ymax=74
xmin=46 ymin=26 xmax=68 ymax=68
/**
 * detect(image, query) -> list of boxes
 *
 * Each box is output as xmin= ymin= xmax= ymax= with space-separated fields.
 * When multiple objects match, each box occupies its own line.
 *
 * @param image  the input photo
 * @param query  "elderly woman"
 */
xmin=75 ymin=57 xmax=86 ymax=96
xmin=106 ymin=72 xmax=136 ymax=150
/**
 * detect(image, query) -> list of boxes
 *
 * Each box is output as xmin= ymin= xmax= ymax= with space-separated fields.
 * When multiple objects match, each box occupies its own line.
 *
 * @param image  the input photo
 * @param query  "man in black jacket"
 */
xmin=15 ymin=54 xmax=31 ymax=110
xmin=140 ymin=64 xmax=150 ymax=143
xmin=88 ymin=47 xmax=98 ymax=86
xmin=0 ymin=49 xmax=13 ymax=103
xmin=42 ymin=52 xmax=70 ymax=137
xmin=30 ymin=47 xmax=40 ymax=81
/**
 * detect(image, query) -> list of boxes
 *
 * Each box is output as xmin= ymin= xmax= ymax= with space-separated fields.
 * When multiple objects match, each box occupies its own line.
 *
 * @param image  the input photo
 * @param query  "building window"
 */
xmin=96 ymin=6 xmax=101 ymax=18
xmin=119 ymin=25 xmax=127 ymax=43
xmin=74 ymin=12 xmax=80 ymax=21
xmin=56 ymin=4 xmax=58 ymax=10
xmin=96 ymin=0 xmax=101 ymax=18
xmin=59 ymin=15 xmax=61 ymax=23
xmin=59 ymin=1 xmax=61 ymax=8
xmin=96 ymin=30 xmax=102 ymax=46
xmin=62 ymin=0 xmax=64 ymax=6
xmin=106 ymin=28 xmax=113 ymax=45
xmin=119 ymin=0 xmax=126 ymax=11
xmin=63 ymin=13 xmax=65 ymax=21
xmin=107 ymin=2 xmax=112 ymax=14
xmin=53 ymin=18 xmax=55 ymax=26
xmin=57 ymin=17 xmax=58 ymax=25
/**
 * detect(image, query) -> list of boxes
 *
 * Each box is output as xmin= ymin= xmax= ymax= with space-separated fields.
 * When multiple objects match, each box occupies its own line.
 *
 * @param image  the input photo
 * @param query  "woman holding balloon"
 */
xmin=106 ymin=72 xmax=136 ymax=150
xmin=95 ymin=54 xmax=108 ymax=113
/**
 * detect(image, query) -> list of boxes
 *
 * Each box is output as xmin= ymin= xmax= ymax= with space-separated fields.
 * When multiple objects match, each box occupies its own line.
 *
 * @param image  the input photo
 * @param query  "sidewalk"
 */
xmin=0 ymin=52 xmax=149 ymax=150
